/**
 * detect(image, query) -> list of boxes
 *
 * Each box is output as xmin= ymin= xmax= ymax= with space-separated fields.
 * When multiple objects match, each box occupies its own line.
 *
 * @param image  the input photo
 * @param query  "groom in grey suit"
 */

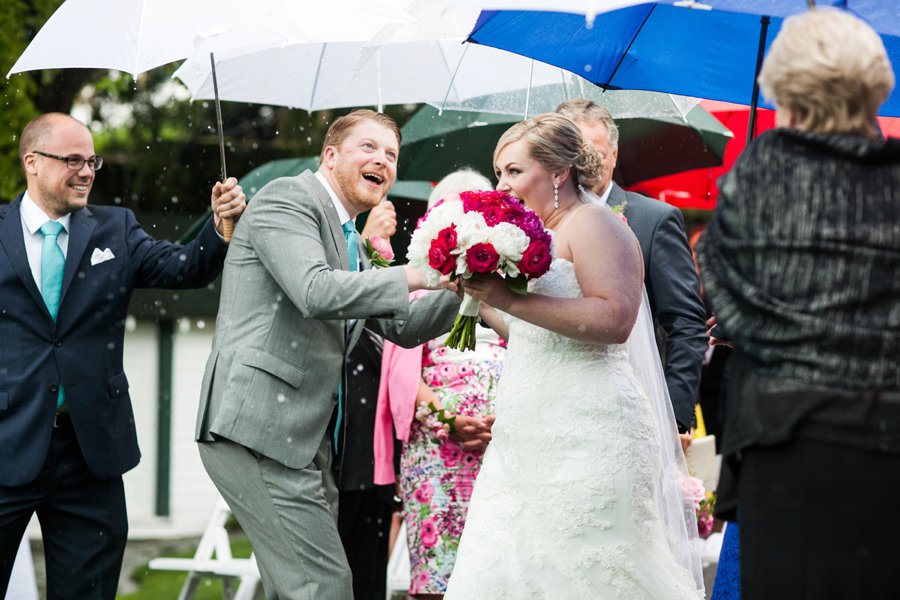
xmin=196 ymin=110 xmax=459 ymax=599
xmin=558 ymin=100 xmax=708 ymax=441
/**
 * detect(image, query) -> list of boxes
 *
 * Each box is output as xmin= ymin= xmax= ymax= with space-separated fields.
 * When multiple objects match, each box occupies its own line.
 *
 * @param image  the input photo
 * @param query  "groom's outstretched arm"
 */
xmin=366 ymin=289 xmax=460 ymax=348
xmin=247 ymin=176 xmax=412 ymax=321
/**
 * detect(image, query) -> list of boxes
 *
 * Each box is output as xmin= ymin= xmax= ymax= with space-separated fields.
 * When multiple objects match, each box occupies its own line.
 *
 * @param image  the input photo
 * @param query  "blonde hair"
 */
xmin=493 ymin=113 xmax=604 ymax=190
xmin=427 ymin=168 xmax=492 ymax=208
xmin=556 ymin=99 xmax=620 ymax=149
xmin=758 ymin=9 xmax=894 ymax=137
xmin=319 ymin=109 xmax=401 ymax=162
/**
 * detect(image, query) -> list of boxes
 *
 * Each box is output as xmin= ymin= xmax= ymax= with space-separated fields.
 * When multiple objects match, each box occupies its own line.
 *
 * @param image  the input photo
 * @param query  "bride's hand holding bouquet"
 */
xmin=407 ymin=190 xmax=553 ymax=350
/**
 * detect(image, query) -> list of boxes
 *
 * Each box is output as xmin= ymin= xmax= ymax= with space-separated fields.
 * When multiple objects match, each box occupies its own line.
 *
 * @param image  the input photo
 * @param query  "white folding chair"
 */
xmin=148 ymin=498 xmax=262 ymax=600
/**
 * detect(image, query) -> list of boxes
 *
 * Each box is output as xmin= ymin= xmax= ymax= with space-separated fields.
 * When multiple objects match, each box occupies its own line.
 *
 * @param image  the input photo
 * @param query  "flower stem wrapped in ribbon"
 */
xmin=407 ymin=190 xmax=553 ymax=350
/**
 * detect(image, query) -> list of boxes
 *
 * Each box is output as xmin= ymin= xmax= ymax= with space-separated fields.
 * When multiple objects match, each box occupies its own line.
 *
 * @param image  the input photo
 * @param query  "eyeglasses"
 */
xmin=32 ymin=151 xmax=103 ymax=171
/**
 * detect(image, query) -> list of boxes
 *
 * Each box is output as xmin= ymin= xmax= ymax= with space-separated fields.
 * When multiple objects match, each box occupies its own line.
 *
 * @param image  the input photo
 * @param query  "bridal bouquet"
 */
xmin=684 ymin=475 xmax=716 ymax=538
xmin=407 ymin=190 xmax=553 ymax=350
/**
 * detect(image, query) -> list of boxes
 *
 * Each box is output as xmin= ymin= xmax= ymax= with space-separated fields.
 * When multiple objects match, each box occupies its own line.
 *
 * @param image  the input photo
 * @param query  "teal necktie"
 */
xmin=342 ymin=221 xmax=359 ymax=272
xmin=334 ymin=221 xmax=359 ymax=451
xmin=40 ymin=221 xmax=66 ymax=409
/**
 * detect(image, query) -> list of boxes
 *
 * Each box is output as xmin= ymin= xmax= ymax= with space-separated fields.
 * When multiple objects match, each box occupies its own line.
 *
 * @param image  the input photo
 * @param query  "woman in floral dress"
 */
xmin=400 ymin=325 xmax=505 ymax=598
xmin=372 ymin=169 xmax=505 ymax=599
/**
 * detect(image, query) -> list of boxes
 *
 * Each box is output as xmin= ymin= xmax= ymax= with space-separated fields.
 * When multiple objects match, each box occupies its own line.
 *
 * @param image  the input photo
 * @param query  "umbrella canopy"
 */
xmin=9 ymin=0 xmax=410 ymax=239
xmin=398 ymin=97 xmax=732 ymax=185
xmin=174 ymin=38 xmax=584 ymax=113
xmin=7 ymin=0 xmax=409 ymax=78
xmin=464 ymin=2 xmax=900 ymax=117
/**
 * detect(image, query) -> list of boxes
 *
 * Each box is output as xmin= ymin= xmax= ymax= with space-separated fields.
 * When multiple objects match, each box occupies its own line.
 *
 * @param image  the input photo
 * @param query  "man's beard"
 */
xmin=37 ymin=178 xmax=88 ymax=217
xmin=334 ymin=164 xmax=383 ymax=211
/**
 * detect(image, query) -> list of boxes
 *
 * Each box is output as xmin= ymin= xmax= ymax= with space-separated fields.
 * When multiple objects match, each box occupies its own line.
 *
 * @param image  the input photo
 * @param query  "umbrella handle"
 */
xmin=222 ymin=217 xmax=234 ymax=242
xmin=209 ymin=51 xmax=233 ymax=242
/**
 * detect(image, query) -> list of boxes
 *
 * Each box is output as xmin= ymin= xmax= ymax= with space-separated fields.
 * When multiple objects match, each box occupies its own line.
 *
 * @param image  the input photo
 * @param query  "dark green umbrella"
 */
xmin=398 ymin=101 xmax=733 ymax=186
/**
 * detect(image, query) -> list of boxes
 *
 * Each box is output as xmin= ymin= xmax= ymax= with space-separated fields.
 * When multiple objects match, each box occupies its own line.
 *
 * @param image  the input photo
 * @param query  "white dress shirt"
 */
xmin=20 ymin=191 xmax=71 ymax=290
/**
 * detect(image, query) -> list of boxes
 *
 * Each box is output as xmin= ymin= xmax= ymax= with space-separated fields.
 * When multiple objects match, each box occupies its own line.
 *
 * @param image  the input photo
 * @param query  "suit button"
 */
xmin=54 ymin=340 xmax=63 ymax=348
xmin=49 ymin=384 xmax=59 ymax=393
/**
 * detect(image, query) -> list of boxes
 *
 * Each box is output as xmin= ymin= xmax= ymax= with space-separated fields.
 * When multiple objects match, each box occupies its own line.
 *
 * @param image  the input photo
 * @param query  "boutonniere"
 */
xmin=610 ymin=200 xmax=628 ymax=224
xmin=365 ymin=236 xmax=395 ymax=268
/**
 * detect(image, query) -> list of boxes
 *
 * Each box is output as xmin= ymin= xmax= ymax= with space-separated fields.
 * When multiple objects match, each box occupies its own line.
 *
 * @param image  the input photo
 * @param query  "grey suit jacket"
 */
xmin=607 ymin=183 xmax=707 ymax=430
xmin=195 ymin=171 xmax=458 ymax=468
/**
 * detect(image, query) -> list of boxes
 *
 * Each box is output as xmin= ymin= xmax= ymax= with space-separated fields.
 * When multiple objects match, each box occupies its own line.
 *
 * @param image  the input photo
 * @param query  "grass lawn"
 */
xmin=117 ymin=537 xmax=256 ymax=600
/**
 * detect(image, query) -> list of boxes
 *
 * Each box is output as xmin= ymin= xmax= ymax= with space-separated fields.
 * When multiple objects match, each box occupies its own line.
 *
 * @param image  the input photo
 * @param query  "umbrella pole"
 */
xmin=439 ymin=43 xmax=471 ymax=116
xmin=210 ymin=51 xmax=233 ymax=242
xmin=746 ymin=16 xmax=770 ymax=144
xmin=524 ymin=60 xmax=534 ymax=120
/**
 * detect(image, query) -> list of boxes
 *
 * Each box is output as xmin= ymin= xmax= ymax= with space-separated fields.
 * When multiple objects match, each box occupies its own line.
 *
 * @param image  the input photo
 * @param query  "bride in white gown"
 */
xmin=445 ymin=114 xmax=704 ymax=599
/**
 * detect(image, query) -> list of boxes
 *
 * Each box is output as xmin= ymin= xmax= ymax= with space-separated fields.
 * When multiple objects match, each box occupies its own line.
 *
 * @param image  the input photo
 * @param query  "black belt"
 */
xmin=53 ymin=411 xmax=72 ymax=429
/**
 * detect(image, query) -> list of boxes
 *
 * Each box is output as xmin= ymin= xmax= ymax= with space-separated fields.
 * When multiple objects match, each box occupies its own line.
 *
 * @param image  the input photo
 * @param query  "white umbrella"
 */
xmin=174 ymin=0 xmax=622 ymax=116
xmin=173 ymin=39 xmax=588 ymax=115
xmin=174 ymin=0 xmax=700 ymax=119
xmin=8 ymin=0 xmax=411 ymax=238
xmin=7 ymin=0 xmax=410 ymax=78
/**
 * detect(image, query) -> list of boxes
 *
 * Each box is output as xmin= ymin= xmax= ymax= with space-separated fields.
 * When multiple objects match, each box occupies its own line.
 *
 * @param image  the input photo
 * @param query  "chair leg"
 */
xmin=222 ymin=576 xmax=237 ymax=599
xmin=176 ymin=573 xmax=202 ymax=600
xmin=232 ymin=575 xmax=262 ymax=600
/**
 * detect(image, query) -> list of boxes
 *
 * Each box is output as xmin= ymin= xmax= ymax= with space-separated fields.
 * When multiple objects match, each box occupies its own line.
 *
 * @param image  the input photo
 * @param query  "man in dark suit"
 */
xmin=0 ymin=112 xmax=246 ymax=599
xmin=558 ymin=100 xmax=708 ymax=442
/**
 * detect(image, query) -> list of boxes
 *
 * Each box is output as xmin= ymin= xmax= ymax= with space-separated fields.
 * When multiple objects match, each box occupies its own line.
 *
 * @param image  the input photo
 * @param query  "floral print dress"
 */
xmin=401 ymin=324 xmax=505 ymax=595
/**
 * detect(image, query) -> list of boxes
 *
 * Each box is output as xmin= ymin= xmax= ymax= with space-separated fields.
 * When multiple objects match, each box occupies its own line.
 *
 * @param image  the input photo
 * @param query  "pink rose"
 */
xmin=518 ymin=240 xmax=552 ymax=278
xmin=368 ymin=235 xmax=394 ymax=260
xmin=683 ymin=476 xmax=707 ymax=505
xmin=465 ymin=242 xmax=500 ymax=273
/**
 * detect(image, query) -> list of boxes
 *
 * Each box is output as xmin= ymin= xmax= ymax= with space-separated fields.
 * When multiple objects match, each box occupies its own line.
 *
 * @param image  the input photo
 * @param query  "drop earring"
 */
xmin=553 ymin=180 xmax=559 ymax=209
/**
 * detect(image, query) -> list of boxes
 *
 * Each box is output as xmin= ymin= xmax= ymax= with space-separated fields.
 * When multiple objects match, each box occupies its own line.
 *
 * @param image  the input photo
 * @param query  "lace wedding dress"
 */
xmin=444 ymin=259 xmax=704 ymax=600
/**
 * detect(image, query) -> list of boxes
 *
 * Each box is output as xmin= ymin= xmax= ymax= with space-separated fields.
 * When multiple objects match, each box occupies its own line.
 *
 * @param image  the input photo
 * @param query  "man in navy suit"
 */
xmin=558 ymin=100 xmax=708 ymax=445
xmin=0 ymin=113 xmax=246 ymax=599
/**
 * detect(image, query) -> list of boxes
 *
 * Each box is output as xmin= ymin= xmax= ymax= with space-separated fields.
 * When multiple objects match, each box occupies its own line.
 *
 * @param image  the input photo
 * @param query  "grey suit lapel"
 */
xmin=303 ymin=171 xmax=350 ymax=270
xmin=304 ymin=171 xmax=367 ymax=347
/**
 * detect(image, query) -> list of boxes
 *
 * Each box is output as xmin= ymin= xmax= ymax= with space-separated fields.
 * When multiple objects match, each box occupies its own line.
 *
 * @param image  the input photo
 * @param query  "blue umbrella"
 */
xmin=466 ymin=1 xmax=900 ymax=140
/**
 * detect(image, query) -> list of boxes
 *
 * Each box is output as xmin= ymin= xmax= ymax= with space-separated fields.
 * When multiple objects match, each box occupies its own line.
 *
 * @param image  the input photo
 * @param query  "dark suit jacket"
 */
xmin=607 ymin=183 xmax=707 ymax=430
xmin=0 ymin=195 xmax=228 ymax=486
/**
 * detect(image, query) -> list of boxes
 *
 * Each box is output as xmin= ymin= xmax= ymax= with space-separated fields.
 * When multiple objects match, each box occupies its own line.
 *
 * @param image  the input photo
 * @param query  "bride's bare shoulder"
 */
xmin=568 ymin=203 xmax=642 ymax=268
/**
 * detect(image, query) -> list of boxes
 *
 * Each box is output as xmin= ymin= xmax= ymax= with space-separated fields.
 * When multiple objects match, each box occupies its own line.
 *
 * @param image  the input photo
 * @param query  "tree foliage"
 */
xmin=1 ymin=0 xmax=107 ymax=199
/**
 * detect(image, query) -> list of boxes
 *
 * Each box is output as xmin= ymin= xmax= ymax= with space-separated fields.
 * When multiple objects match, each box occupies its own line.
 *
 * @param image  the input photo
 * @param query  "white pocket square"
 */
xmin=90 ymin=248 xmax=115 ymax=266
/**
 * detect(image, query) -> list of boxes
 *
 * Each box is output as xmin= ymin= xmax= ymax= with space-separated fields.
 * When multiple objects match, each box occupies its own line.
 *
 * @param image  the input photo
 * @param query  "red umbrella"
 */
xmin=630 ymin=100 xmax=900 ymax=210
xmin=627 ymin=100 xmax=775 ymax=210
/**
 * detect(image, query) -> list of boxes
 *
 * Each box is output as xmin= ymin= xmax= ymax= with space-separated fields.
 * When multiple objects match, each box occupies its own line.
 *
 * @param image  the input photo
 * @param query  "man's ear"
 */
xmin=322 ymin=145 xmax=338 ymax=169
xmin=23 ymin=154 xmax=39 ymax=176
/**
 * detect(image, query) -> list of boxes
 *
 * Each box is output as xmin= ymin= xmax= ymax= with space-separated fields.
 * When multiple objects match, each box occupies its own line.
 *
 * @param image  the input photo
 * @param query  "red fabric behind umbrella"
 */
xmin=627 ymin=101 xmax=776 ymax=210
xmin=628 ymin=101 xmax=900 ymax=210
